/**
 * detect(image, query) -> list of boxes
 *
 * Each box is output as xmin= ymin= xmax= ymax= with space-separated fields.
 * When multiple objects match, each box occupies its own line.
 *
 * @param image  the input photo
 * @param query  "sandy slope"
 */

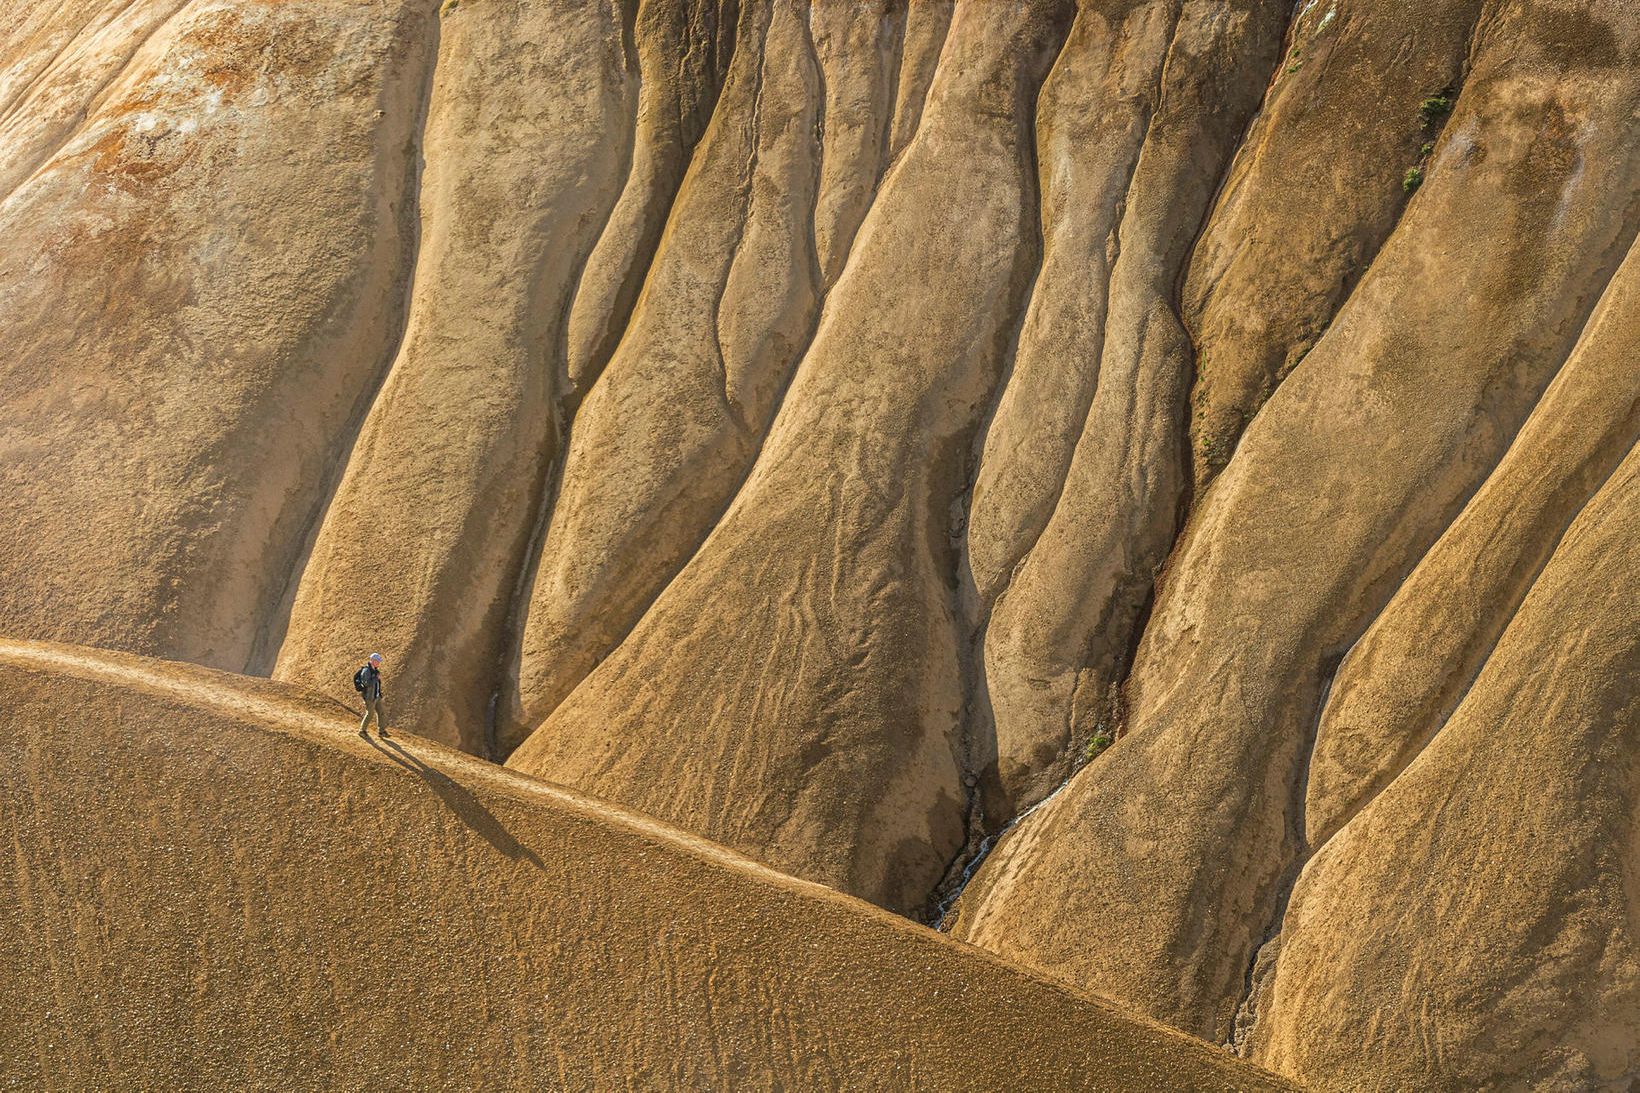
xmin=0 ymin=639 xmax=1291 ymax=1090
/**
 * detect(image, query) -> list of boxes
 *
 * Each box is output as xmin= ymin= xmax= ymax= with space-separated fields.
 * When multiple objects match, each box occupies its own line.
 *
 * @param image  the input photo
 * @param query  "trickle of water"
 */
xmin=930 ymin=769 xmax=1081 ymax=928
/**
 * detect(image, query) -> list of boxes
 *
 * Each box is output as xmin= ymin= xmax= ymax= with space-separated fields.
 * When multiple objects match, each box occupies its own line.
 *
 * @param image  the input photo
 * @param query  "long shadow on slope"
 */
xmin=362 ymin=730 xmax=545 ymax=870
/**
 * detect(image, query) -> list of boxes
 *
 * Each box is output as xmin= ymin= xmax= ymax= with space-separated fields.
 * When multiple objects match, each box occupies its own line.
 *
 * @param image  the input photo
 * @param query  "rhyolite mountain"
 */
xmin=1 ymin=0 xmax=1636 ymax=1088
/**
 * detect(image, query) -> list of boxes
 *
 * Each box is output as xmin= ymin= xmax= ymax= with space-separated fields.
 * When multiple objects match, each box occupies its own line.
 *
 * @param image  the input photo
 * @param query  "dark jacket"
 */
xmin=359 ymin=663 xmax=382 ymax=702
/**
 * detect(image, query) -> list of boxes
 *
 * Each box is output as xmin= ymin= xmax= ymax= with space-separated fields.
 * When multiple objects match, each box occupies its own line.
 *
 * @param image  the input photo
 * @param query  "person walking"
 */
xmin=355 ymin=652 xmax=387 ymax=735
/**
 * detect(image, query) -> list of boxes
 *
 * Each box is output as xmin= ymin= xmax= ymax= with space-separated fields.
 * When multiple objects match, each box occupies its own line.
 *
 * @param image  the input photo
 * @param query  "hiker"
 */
xmin=354 ymin=652 xmax=387 ymax=735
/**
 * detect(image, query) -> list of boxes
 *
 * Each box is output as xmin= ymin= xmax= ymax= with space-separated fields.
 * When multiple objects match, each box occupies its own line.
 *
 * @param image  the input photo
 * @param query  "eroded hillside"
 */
xmin=1 ymin=0 xmax=1636 ymax=1087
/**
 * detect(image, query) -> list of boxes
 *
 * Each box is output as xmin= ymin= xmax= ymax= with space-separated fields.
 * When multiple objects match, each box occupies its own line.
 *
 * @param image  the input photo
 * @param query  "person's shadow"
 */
xmin=362 ymin=729 xmax=545 ymax=870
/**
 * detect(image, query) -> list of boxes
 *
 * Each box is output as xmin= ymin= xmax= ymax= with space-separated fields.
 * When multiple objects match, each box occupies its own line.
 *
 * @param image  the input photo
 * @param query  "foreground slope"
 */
xmin=0 ymin=640 xmax=1290 ymax=1090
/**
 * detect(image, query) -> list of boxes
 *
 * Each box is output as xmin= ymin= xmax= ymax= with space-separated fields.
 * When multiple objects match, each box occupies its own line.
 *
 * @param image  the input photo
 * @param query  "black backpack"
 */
xmin=353 ymin=666 xmax=369 ymax=694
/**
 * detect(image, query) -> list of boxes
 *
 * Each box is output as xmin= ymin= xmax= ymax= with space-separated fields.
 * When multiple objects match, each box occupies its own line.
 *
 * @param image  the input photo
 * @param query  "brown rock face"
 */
xmin=501 ymin=0 xmax=824 ymax=756
xmin=951 ymin=0 xmax=1640 ymax=1058
xmin=2 ymin=0 xmax=1638 ymax=1086
xmin=1251 ymin=436 xmax=1640 ymax=1091
xmin=509 ymin=0 xmax=1075 ymax=917
xmin=272 ymin=0 xmax=636 ymax=751
xmin=977 ymin=0 xmax=1286 ymax=817
xmin=1182 ymin=0 xmax=1484 ymax=491
xmin=0 ymin=0 xmax=436 ymax=670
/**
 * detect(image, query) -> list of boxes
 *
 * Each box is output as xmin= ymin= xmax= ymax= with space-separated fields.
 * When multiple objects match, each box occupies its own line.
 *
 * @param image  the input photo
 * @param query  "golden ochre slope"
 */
xmin=0 ymin=641 xmax=1292 ymax=1091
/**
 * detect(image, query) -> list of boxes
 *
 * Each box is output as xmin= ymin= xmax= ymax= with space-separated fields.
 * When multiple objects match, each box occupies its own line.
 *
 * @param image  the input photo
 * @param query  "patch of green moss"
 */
xmin=1403 ymin=165 xmax=1424 ymax=193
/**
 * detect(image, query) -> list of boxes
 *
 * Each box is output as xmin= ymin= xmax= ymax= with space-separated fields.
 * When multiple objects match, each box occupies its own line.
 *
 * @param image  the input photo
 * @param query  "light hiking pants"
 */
xmin=359 ymin=697 xmax=386 ymax=733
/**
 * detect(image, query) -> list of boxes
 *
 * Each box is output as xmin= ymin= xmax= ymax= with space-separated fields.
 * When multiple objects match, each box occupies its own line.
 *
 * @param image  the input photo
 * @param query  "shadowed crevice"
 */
xmin=921 ymin=3 xmax=1079 ymax=918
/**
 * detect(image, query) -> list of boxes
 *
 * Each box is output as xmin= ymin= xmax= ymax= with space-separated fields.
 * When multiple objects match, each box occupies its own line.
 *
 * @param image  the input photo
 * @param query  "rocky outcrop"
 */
xmin=500 ymin=0 xmax=823 ymax=754
xmin=964 ymin=0 xmax=1177 ymax=618
xmin=562 ymin=0 xmax=737 ymax=399
xmin=1305 ymin=231 xmax=1640 ymax=846
xmin=976 ymin=0 xmax=1285 ymax=817
xmin=1181 ymin=0 xmax=1484 ymax=491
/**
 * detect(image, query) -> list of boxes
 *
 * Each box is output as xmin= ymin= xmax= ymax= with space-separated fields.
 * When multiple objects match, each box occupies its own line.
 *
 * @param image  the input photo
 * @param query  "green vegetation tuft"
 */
xmin=1403 ymin=105 xmax=1447 ymax=198
xmin=1085 ymin=729 xmax=1115 ymax=763
xmin=1419 ymin=91 xmax=1454 ymax=129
